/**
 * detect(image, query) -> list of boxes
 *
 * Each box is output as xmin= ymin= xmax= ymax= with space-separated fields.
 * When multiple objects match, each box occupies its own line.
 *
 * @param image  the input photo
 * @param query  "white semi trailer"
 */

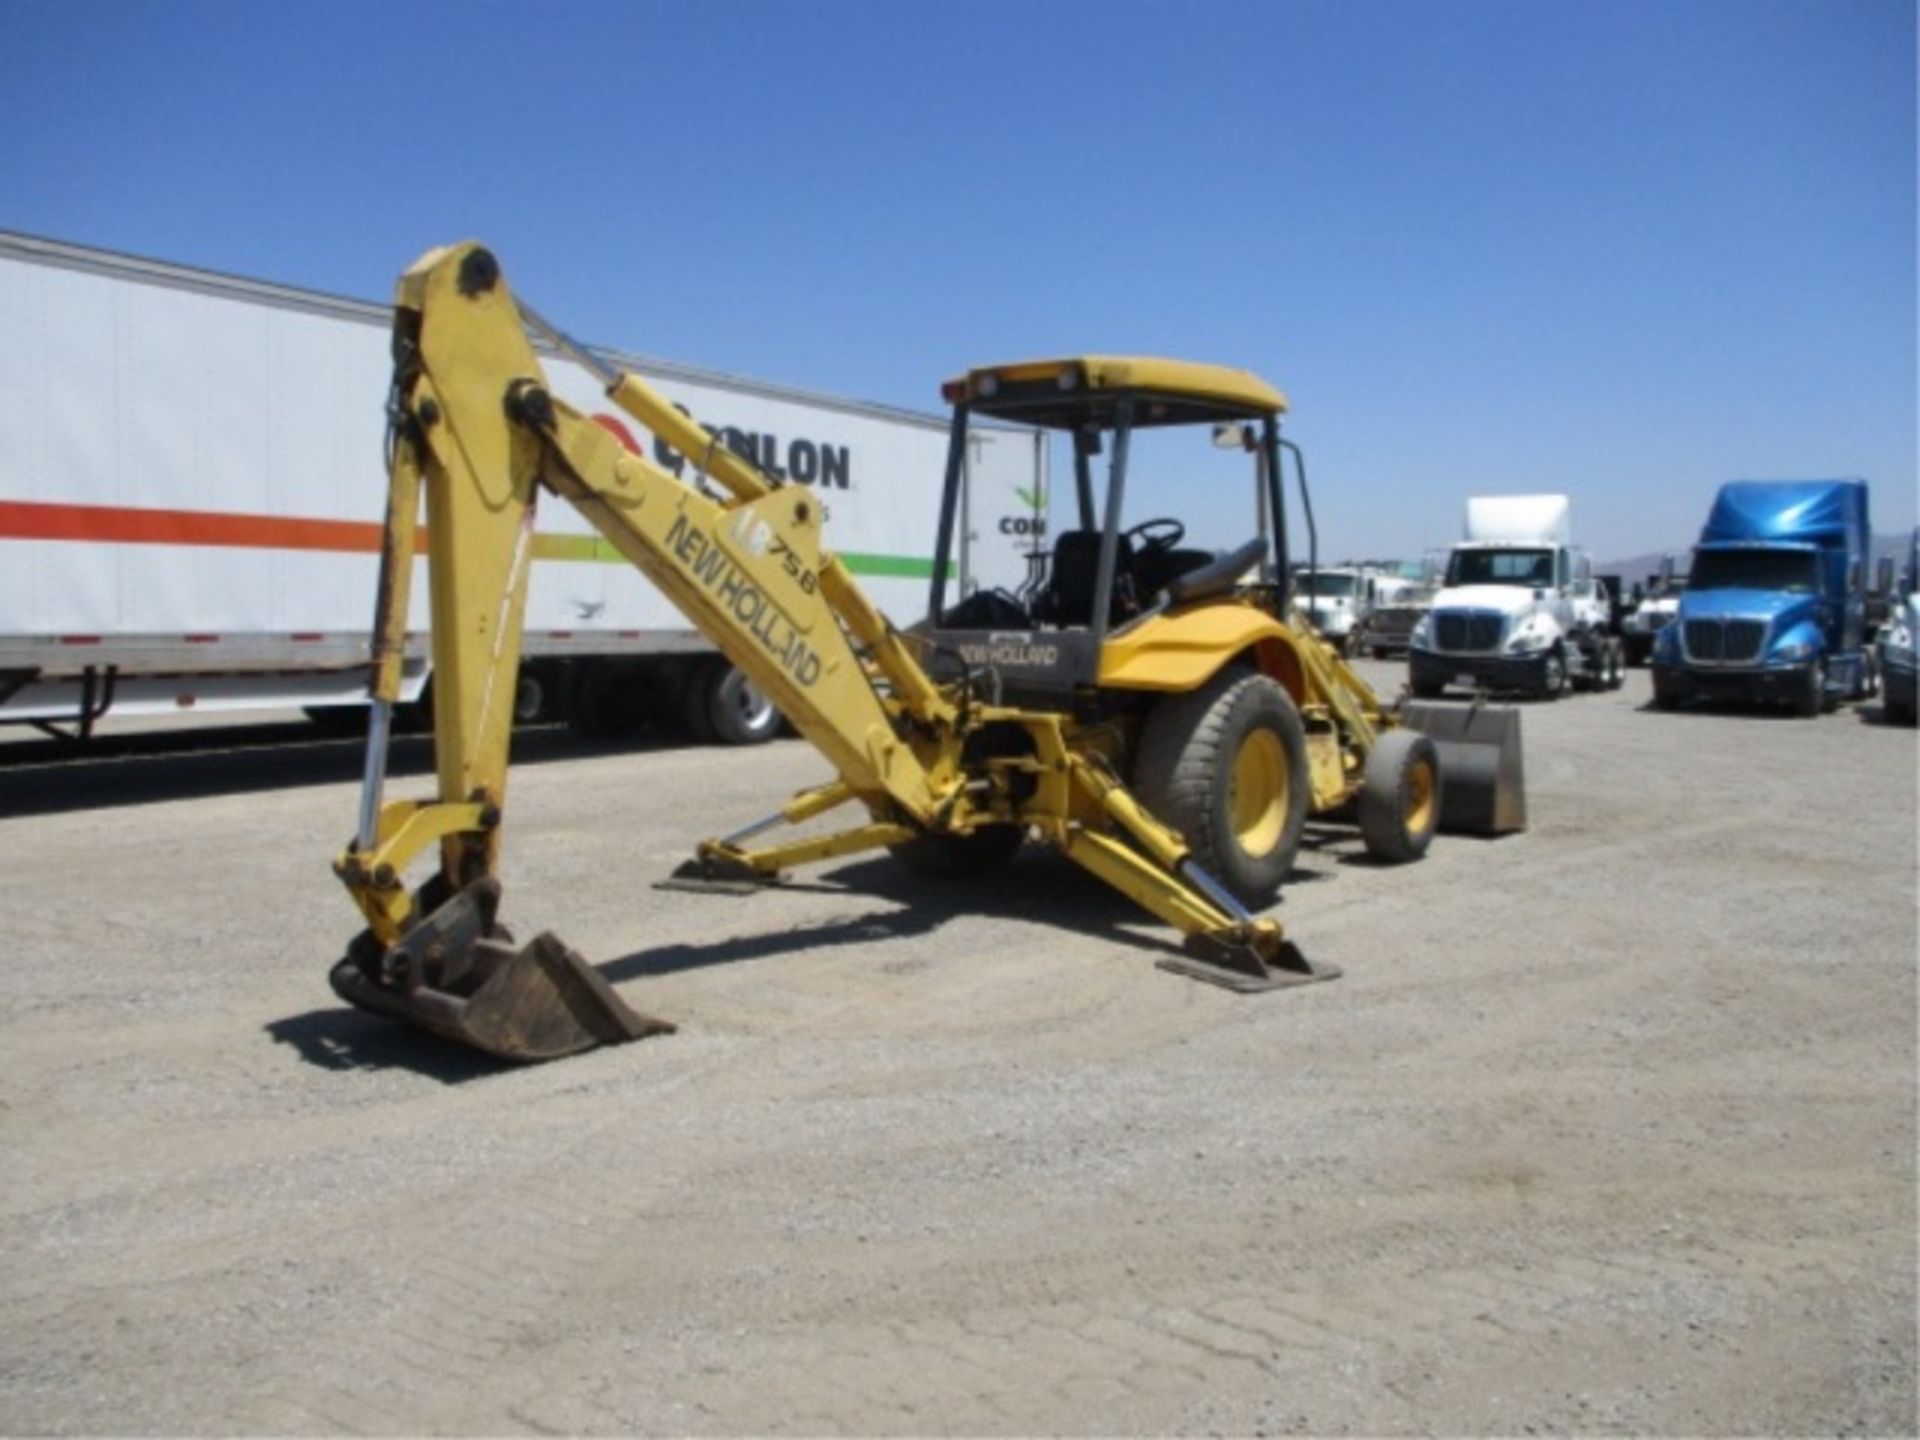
xmin=0 ymin=231 xmax=1045 ymax=742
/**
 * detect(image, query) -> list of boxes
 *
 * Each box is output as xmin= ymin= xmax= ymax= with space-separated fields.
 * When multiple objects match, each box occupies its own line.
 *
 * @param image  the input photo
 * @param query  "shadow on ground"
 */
xmin=263 ymin=817 xmax=1346 ymax=1077
xmin=265 ymin=1005 xmax=517 ymax=1084
xmin=0 ymin=722 xmax=724 ymax=819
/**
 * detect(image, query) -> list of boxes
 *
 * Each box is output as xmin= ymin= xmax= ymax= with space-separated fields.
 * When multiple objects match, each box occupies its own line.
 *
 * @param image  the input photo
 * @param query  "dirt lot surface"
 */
xmin=2 ymin=664 xmax=1914 ymax=1436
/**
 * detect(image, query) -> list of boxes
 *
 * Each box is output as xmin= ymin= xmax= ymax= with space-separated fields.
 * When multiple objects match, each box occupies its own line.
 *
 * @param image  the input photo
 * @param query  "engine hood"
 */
xmin=1430 ymin=585 xmax=1543 ymax=619
xmin=1678 ymin=588 xmax=1816 ymax=627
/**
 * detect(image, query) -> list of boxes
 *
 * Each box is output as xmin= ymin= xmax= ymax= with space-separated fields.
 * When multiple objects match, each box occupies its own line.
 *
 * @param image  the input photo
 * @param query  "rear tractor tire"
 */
xmin=1133 ymin=666 xmax=1310 ymax=908
xmin=1357 ymin=729 xmax=1441 ymax=864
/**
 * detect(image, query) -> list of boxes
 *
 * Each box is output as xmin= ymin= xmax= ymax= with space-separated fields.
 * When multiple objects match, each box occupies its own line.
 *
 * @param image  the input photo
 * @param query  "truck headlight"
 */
xmin=1773 ymin=639 xmax=1815 ymax=663
xmin=1507 ymin=626 xmax=1552 ymax=654
xmin=1410 ymin=616 xmax=1432 ymax=648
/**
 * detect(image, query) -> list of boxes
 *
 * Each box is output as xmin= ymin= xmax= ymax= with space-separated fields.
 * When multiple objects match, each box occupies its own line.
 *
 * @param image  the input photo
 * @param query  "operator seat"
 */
xmin=1034 ymin=529 xmax=1136 ymax=628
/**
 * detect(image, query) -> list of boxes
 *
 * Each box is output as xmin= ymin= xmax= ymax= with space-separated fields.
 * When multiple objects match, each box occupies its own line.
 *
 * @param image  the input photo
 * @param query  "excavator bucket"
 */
xmin=328 ymin=879 xmax=673 ymax=1062
xmin=1400 ymin=700 xmax=1528 ymax=835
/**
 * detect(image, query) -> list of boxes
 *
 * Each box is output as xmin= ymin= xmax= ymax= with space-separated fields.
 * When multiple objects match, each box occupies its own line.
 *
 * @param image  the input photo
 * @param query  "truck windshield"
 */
xmin=1690 ymin=549 xmax=1819 ymax=594
xmin=1446 ymin=548 xmax=1553 ymax=588
xmin=1297 ymin=573 xmax=1357 ymax=597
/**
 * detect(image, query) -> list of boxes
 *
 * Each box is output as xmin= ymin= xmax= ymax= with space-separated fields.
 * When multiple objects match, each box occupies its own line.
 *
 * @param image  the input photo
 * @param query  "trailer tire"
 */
xmin=1357 ymin=729 xmax=1440 ymax=864
xmin=1133 ymin=666 xmax=1309 ymax=907
xmin=889 ymin=824 xmax=1026 ymax=878
xmin=513 ymin=667 xmax=552 ymax=725
xmin=679 ymin=658 xmax=723 ymax=743
xmin=705 ymin=666 xmax=782 ymax=746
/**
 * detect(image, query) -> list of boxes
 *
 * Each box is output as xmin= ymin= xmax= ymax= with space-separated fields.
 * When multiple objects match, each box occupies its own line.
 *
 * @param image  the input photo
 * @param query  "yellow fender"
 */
xmin=1099 ymin=601 xmax=1305 ymax=698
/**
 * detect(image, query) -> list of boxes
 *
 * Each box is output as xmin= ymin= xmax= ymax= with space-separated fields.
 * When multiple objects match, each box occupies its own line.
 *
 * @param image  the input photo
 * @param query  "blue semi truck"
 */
xmin=1877 ymin=528 xmax=1918 ymax=725
xmin=1651 ymin=479 xmax=1874 ymax=716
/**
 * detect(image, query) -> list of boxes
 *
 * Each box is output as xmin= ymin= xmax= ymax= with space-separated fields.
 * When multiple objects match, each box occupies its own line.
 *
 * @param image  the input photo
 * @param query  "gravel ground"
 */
xmin=1 ymin=662 xmax=1913 ymax=1436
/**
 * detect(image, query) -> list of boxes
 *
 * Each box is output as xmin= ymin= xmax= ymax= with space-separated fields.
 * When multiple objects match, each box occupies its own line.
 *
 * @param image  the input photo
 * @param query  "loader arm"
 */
xmin=330 ymin=243 xmax=1331 ymax=1063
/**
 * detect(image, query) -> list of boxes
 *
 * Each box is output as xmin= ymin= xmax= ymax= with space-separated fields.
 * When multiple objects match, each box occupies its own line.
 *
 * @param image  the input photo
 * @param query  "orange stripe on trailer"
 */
xmin=0 ymin=499 xmax=396 ymax=554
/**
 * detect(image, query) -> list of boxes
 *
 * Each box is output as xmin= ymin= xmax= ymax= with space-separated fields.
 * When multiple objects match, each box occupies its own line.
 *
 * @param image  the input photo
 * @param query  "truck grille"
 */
xmin=1433 ymin=611 xmax=1506 ymax=652
xmin=1683 ymin=618 xmax=1767 ymax=665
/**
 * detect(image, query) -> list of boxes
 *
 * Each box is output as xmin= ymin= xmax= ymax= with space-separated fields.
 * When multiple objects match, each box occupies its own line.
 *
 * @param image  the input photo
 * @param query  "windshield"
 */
xmin=1297 ymin=572 xmax=1357 ymax=597
xmin=1690 ymin=548 xmax=1818 ymax=594
xmin=1446 ymin=548 xmax=1554 ymax=588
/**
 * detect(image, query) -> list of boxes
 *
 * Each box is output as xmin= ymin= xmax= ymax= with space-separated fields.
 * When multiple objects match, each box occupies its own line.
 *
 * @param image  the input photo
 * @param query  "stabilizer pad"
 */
xmin=1157 ymin=936 xmax=1342 ymax=993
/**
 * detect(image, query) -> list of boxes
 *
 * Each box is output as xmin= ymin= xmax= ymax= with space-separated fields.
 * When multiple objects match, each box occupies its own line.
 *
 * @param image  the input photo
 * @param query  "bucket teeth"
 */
xmin=329 ymin=880 xmax=672 ymax=1062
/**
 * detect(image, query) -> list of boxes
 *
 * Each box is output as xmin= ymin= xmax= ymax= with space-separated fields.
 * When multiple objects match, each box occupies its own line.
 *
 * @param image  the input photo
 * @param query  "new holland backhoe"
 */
xmin=329 ymin=243 xmax=1524 ymax=1061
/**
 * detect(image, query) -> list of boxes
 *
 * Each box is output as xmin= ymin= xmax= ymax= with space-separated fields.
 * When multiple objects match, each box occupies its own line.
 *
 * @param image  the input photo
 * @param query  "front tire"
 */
xmin=1357 ymin=729 xmax=1441 ymax=863
xmin=1794 ymin=660 xmax=1826 ymax=718
xmin=1134 ymin=667 xmax=1310 ymax=907
xmin=1535 ymin=648 xmax=1567 ymax=701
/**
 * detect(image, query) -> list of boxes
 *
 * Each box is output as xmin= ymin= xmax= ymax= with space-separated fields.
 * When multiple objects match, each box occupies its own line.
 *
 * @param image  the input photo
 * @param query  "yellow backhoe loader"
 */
xmin=328 ymin=243 xmax=1524 ymax=1061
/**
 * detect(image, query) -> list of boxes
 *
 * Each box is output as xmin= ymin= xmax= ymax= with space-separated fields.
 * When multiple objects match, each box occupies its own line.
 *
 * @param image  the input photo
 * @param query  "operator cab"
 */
xmin=922 ymin=356 xmax=1298 ymax=699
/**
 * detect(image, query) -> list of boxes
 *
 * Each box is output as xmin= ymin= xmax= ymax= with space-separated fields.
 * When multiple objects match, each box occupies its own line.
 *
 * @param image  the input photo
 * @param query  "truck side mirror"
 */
xmin=1876 ymin=556 xmax=1895 ymax=595
xmin=1658 ymin=554 xmax=1676 ymax=586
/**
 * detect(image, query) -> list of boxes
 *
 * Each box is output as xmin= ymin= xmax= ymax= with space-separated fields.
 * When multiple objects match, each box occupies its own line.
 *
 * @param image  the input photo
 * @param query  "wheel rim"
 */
xmin=514 ymin=674 xmax=544 ymax=723
xmin=736 ymin=678 xmax=776 ymax=732
xmin=1546 ymin=655 xmax=1564 ymax=693
xmin=1406 ymin=757 xmax=1437 ymax=834
xmin=1229 ymin=729 xmax=1289 ymax=857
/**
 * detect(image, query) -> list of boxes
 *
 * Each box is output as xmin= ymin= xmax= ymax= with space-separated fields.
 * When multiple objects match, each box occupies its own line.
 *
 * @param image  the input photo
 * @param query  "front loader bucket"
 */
xmin=1400 ymin=700 xmax=1528 ymax=835
xmin=329 ymin=879 xmax=673 ymax=1062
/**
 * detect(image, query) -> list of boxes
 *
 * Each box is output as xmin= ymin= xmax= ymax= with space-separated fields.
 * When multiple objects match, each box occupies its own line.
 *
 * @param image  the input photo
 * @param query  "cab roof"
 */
xmin=944 ymin=356 xmax=1288 ymax=429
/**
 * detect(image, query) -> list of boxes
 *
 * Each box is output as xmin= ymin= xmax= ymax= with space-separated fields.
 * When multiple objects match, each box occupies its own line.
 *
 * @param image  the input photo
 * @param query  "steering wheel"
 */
xmin=1123 ymin=517 xmax=1186 ymax=553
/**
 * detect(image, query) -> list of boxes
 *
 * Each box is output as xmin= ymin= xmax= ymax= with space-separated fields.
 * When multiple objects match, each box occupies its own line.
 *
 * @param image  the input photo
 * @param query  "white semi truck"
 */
xmin=0 ymin=230 xmax=1045 ymax=742
xmin=1408 ymin=494 xmax=1624 ymax=700
xmin=1621 ymin=553 xmax=1688 ymax=666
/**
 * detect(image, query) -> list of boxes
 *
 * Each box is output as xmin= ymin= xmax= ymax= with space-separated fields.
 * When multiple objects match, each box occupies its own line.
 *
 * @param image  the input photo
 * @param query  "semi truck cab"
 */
xmin=1409 ymin=494 xmax=1621 ymax=699
xmin=1652 ymin=479 xmax=1873 ymax=717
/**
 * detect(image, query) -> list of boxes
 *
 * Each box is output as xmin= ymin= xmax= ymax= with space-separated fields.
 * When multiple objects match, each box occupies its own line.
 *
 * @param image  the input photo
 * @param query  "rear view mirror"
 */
xmin=1876 ymin=555 xmax=1895 ymax=595
xmin=1212 ymin=422 xmax=1256 ymax=451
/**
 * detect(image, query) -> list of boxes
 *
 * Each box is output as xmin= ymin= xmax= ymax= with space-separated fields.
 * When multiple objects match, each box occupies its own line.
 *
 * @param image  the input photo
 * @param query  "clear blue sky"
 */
xmin=3 ymin=0 xmax=1913 ymax=562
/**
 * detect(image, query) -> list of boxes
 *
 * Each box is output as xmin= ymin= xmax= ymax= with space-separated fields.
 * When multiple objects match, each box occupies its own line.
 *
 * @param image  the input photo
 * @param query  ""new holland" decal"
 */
xmin=664 ymin=512 xmax=822 ymax=688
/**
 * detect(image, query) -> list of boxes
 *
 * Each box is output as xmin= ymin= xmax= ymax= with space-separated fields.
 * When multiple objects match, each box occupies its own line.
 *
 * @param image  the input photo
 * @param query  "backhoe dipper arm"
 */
xmin=330 ymin=244 xmax=954 ymax=1059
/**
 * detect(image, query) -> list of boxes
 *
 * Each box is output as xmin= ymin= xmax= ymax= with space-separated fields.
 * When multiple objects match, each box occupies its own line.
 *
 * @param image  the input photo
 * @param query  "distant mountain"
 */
xmin=1600 ymin=532 xmax=1913 ymax=590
